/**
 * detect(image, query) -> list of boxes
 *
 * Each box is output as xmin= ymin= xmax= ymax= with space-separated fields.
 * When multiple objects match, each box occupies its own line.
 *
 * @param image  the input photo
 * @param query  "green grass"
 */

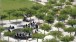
xmin=1 ymin=0 xmax=34 ymax=10
xmin=0 ymin=0 xmax=35 ymax=15
xmin=0 ymin=0 xmax=36 ymax=20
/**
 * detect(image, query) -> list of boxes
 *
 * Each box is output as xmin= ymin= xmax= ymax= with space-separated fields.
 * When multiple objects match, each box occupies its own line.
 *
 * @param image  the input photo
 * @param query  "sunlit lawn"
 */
xmin=0 ymin=0 xmax=35 ymax=20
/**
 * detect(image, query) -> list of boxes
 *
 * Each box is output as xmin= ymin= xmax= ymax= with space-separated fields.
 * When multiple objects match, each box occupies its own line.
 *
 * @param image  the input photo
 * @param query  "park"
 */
xmin=0 ymin=0 xmax=76 ymax=42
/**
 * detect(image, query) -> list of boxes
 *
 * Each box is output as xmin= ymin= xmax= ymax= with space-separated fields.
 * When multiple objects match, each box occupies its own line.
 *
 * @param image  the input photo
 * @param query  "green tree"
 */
xmin=0 ymin=15 xmax=7 ymax=27
xmin=40 ymin=24 xmax=51 ymax=35
xmin=69 ymin=0 xmax=74 ymax=2
xmin=64 ymin=27 xmax=75 ymax=36
xmin=54 ymin=22 xmax=65 ymax=31
xmin=57 ymin=14 xmax=68 ymax=22
xmin=4 ymin=31 xmax=15 ymax=42
xmin=67 ymin=20 xmax=76 ymax=27
xmin=65 ymin=1 xmax=72 ymax=5
xmin=31 ymin=4 xmax=43 ymax=11
xmin=25 ymin=8 xmax=35 ymax=21
xmin=22 ymin=28 xmax=33 ymax=42
xmin=59 ymin=0 xmax=66 ymax=3
xmin=38 ymin=7 xmax=48 ymax=14
xmin=74 ymin=28 xmax=76 ymax=36
xmin=0 ymin=27 xmax=4 ymax=39
xmin=18 ymin=8 xmax=29 ymax=15
xmin=70 ymin=7 xmax=76 ymax=19
xmin=49 ymin=31 xmax=63 ymax=39
xmin=44 ymin=14 xmax=54 ymax=24
xmin=60 ymin=36 xmax=74 ymax=42
xmin=12 ymin=11 xmax=22 ymax=24
xmin=32 ymin=33 xmax=45 ymax=42
xmin=36 ymin=12 xmax=45 ymax=20
xmin=60 ymin=6 xmax=72 ymax=14
xmin=48 ymin=0 xmax=57 ymax=4
xmin=45 ymin=3 xmax=53 ymax=9
xmin=22 ymin=28 xmax=33 ymax=33
xmin=43 ymin=38 xmax=59 ymax=42
xmin=7 ymin=10 xmax=15 ymax=22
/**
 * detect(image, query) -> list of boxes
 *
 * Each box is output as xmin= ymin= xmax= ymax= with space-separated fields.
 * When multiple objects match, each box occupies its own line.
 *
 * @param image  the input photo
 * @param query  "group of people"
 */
xmin=15 ymin=32 xmax=32 ymax=39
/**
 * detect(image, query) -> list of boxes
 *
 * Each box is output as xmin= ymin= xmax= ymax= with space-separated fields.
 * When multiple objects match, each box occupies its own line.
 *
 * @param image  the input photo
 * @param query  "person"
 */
xmin=35 ymin=24 xmax=38 ymax=31
xmin=11 ymin=26 xmax=14 ymax=29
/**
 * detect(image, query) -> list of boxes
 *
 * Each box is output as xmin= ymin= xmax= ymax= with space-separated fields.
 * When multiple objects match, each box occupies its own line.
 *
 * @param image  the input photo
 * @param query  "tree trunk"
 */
xmin=38 ymin=18 xmax=39 ymax=23
xmin=8 ymin=36 xmax=9 ymax=42
xmin=26 ymin=37 xmax=28 ymax=42
xmin=9 ymin=14 xmax=11 ymax=22
xmin=0 ymin=33 xmax=1 ymax=39
xmin=17 ymin=39 xmax=20 ymax=42
xmin=26 ymin=40 xmax=28 ymax=42
xmin=44 ymin=30 xmax=45 ymax=36
xmin=16 ymin=16 xmax=18 ymax=25
xmin=2 ymin=19 xmax=3 ymax=27
xmin=55 ymin=36 xmax=56 ymax=39
xmin=30 ymin=17 xmax=31 ymax=23
xmin=37 ymin=38 xmax=38 ymax=42
xmin=70 ymin=32 xmax=71 ymax=37
xmin=58 ymin=28 xmax=59 ymax=32
xmin=75 ymin=32 xmax=76 ymax=36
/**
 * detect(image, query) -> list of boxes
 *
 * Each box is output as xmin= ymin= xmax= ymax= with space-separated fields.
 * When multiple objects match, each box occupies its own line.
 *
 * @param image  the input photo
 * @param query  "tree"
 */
xmin=35 ymin=6 xmax=49 ymax=21
xmin=31 ymin=3 xmax=43 ymax=11
xmin=32 ymin=33 xmax=45 ymax=42
xmin=0 ymin=27 xmax=4 ymax=39
xmin=49 ymin=31 xmax=62 ymax=39
xmin=52 ymin=8 xmax=60 ymax=14
xmin=57 ymin=14 xmax=68 ymax=22
xmin=47 ymin=10 xmax=56 ymax=16
xmin=25 ymin=8 xmax=35 ymax=21
xmin=4 ymin=31 xmax=15 ymax=42
xmin=44 ymin=14 xmax=54 ymax=24
xmin=22 ymin=28 xmax=33 ymax=33
xmin=0 ymin=15 xmax=7 ymax=27
xmin=22 ymin=28 xmax=33 ymax=42
xmin=43 ymin=38 xmax=59 ymax=42
xmin=70 ymin=7 xmax=76 ymax=19
xmin=7 ymin=10 xmax=15 ymax=22
xmin=40 ymin=24 xmax=51 ymax=35
xmin=64 ymin=27 xmax=75 ymax=36
xmin=38 ymin=7 xmax=48 ymax=14
xmin=48 ymin=0 xmax=57 ymax=4
xmin=67 ymin=20 xmax=76 ymax=27
xmin=12 ymin=11 xmax=22 ymax=24
xmin=60 ymin=36 xmax=74 ymax=42
xmin=60 ymin=6 xmax=72 ymax=14
xmin=35 ymin=12 xmax=45 ymax=20
xmin=69 ymin=0 xmax=74 ymax=2
xmin=55 ymin=2 xmax=63 ymax=7
xmin=54 ymin=22 xmax=65 ymax=31
xmin=59 ymin=0 xmax=66 ymax=3
xmin=45 ymin=3 xmax=53 ymax=9
xmin=65 ymin=1 xmax=72 ymax=5
xmin=74 ymin=28 xmax=76 ymax=36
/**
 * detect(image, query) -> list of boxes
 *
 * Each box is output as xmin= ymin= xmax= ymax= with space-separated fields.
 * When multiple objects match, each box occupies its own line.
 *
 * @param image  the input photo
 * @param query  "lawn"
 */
xmin=0 ymin=0 xmax=34 ymax=14
xmin=0 ymin=0 xmax=36 ymax=20
xmin=1 ymin=0 xmax=34 ymax=10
